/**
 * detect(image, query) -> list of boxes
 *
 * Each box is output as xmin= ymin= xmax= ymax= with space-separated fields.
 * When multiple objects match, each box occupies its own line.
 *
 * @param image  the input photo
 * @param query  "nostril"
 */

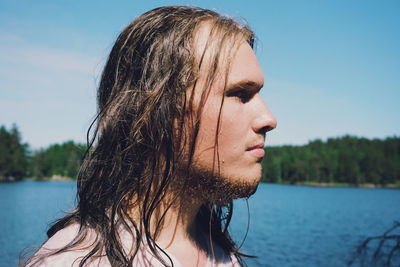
xmin=253 ymin=113 xmax=277 ymax=134
xmin=258 ymin=125 xmax=275 ymax=134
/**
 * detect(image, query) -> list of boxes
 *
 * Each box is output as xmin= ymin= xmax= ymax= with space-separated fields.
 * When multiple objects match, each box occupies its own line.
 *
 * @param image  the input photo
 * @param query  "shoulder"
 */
xmin=28 ymin=224 xmax=110 ymax=267
xmin=40 ymin=223 xmax=81 ymax=251
xmin=28 ymin=224 xmax=176 ymax=267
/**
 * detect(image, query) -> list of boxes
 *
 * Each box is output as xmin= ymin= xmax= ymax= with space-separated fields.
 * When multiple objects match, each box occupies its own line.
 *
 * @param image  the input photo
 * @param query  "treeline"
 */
xmin=30 ymin=141 xmax=86 ymax=179
xmin=1 ymin=124 xmax=399 ymax=185
xmin=262 ymin=135 xmax=400 ymax=186
xmin=0 ymin=125 xmax=86 ymax=181
xmin=0 ymin=125 xmax=29 ymax=180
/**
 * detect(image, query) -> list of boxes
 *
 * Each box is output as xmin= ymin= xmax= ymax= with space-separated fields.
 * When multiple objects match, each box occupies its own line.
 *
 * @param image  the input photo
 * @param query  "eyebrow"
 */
xmin=226 ymin=80 xmax=264 ymax=91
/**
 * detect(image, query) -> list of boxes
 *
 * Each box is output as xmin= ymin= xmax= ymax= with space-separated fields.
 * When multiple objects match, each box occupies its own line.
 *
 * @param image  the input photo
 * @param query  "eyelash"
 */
xmin=227 ymin=90 xmax=252 ymax=103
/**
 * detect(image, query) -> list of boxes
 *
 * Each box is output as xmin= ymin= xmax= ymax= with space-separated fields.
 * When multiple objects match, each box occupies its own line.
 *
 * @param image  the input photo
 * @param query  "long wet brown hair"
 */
xmin=24 ymin=6 xmax=255 ymax=267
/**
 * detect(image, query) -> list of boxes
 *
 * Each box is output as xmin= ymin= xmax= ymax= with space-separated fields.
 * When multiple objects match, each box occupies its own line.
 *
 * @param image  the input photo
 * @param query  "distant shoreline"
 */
xmin=23 ymin=175 xmax=74 ymax=182
xmin=2 ymin=178 xmax=399 ymax=189
xmin=280 ymin=181 xmax=400 ymax=189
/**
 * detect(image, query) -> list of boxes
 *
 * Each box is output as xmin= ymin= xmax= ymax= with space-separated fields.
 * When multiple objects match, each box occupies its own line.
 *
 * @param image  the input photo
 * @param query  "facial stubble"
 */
xmin=177 ymin=161 xmax=260 ymax=205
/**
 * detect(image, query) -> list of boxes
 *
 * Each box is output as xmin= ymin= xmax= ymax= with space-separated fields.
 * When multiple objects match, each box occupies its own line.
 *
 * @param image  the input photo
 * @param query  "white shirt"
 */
xmin=31 ymin=224 xmax=240 ymax=267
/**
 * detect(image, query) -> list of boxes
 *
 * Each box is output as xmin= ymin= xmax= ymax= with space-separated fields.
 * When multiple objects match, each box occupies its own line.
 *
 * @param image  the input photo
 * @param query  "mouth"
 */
xmin=246 ymin=143 xmax=265 ymax=158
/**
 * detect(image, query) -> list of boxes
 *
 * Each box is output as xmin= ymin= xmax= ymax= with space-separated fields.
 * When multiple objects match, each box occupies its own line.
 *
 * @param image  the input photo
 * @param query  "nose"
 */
xmin=251 ymin=96 xmax=277 ymax=134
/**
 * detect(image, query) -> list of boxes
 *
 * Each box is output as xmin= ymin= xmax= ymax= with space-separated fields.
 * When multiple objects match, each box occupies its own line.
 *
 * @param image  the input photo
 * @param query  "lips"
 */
xmin=246 ymin=143 xmax=265 ymax=158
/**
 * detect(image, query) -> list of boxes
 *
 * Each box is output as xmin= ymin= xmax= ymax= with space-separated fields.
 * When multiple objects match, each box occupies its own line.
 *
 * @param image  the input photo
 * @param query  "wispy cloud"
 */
xmin=0 ymin=30 xmax=100 ymax=147
xmin=0 ymin=29 xmax=103 ymax=76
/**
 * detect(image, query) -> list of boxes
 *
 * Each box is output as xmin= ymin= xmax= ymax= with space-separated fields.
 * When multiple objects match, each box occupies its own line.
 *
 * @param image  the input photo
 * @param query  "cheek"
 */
xmin=194 ymin=98 xmax=247 ymax=163
xmin=195 ymin=103 xmax=220 ymax=151
xmin=216 ymin=101 xmax=248 ymax=160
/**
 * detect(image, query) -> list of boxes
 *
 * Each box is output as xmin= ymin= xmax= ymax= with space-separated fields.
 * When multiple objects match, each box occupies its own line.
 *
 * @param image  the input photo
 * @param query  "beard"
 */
xmin=175 ymin=161 xmax=260 ymax=205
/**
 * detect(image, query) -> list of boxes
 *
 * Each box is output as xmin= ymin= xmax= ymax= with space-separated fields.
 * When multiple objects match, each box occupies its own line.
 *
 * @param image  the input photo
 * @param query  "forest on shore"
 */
xmin=261 ymin=135 xmax=400 ymax=187
xmin=0 ymin=124 xmax=85 ymax=181
xmin=1 ymin=124 xmax=399 ymax=186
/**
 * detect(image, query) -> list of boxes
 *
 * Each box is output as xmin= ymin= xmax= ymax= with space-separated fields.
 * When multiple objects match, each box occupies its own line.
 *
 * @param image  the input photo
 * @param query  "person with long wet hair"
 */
xmin=23 ymin=6 xmax=276 ymax=267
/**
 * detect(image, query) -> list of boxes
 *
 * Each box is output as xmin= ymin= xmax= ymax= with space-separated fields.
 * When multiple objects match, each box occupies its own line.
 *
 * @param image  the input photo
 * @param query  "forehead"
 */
xmin=193 ymin=23 xmax=264 ymax=91
xmin=227 ymin=42 xmax=264 ymax=89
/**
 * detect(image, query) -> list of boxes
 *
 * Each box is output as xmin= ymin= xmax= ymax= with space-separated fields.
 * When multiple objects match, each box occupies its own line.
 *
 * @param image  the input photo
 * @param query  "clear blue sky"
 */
xmin=1 ymin=0 xmax=399 ymax=149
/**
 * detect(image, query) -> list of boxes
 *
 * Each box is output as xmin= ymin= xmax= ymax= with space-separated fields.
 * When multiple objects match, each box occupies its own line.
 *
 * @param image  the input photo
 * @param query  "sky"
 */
xmin=0 ymin=0 xmax=399 ymax=149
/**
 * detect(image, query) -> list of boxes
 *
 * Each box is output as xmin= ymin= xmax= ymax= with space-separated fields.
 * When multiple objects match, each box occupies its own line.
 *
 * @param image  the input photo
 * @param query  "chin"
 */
xmin=183 ymin=163 xmax=262 ymax=204
xmin=232 ymin=166 xmax=262 ymax=186
xmin=213 ymin=177 xmax=260 ymax=204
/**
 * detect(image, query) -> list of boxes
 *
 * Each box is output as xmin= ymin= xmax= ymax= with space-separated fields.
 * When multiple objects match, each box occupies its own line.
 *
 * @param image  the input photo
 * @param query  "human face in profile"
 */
xmin=190 ymin=32 xmax=277 ymax=200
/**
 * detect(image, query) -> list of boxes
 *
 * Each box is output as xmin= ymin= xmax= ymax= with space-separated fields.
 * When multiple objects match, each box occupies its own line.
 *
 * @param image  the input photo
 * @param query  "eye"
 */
xmin=226 ymin=89 xmax=252 ymax=103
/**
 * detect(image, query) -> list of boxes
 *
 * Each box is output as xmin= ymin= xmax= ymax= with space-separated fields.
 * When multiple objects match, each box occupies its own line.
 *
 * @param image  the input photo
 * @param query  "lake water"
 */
xmin=1 ymin=181 xmax=399 ymax=267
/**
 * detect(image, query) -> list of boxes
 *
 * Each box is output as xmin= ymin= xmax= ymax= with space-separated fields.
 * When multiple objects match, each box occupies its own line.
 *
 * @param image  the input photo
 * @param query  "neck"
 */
xmin=126 ymin=173 xmax=225 ymax=266
xmin=127 ymin=184 xmax=207 ymax=247
xmin=149 ymin=190 xmax=212 ymax=266
xmin=155 ymin=192 xmax=204 ymax=249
